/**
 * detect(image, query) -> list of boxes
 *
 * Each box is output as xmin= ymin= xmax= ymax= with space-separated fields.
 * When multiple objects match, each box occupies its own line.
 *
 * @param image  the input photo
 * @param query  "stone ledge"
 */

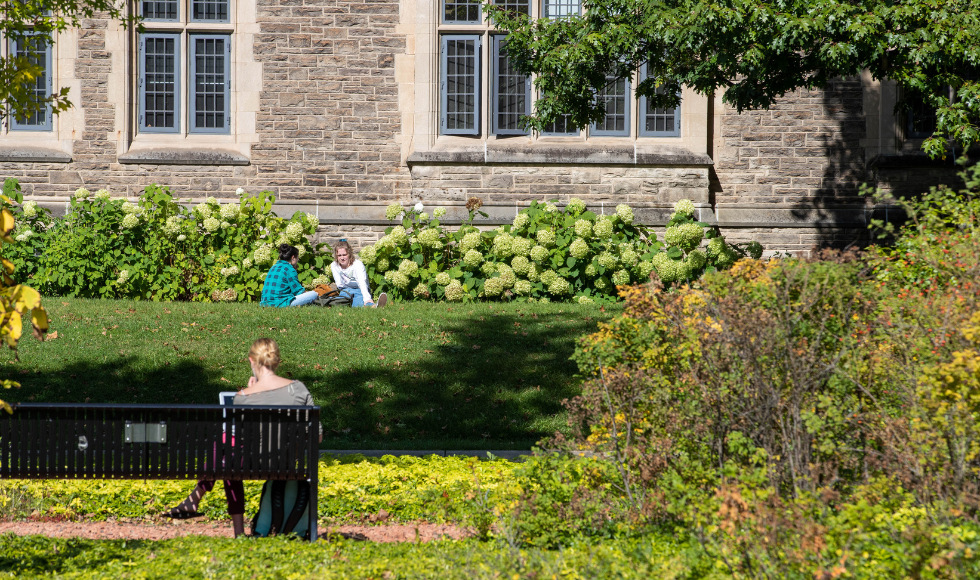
xmin=0 ymin=145 xmax=71 ymax=164
xmin=408 ymin=143 xmax=712 ymax=166
xmin=868 ymin=151 xmax=979 ymax=169
xmin=118 ymin=147 xmax=250 ymax=166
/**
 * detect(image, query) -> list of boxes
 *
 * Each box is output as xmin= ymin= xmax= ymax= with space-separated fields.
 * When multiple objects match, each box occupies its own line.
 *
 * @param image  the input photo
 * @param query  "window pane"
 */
xmin=443 ymin=37 xmax=479 ymax=133
xmin=494 ymin=38 xmax=528 ymax=134
xmin=192 ymin=37 xmax=227 ymax=130
xmin=192 ymin=0 xmax=229 ymax=21
xmin=443 ymin=0 xmax=481 ymax=23
xmin=11 ymin=36 xmax=49 ymax=128
xmin=640 ymin=64 xmax=680 ymax=137
xmin=906 ymin=93 xmax=936 ymax=138
xmin=541 ymin=93 xmax=577 ymax=135
xmin=593 ymin=75 xmax=628 ymax=135
xmin=144 ymin=37 xmax=177 ymax=129
xmin=495 ymin=0 xmax=529 ymax=16
xmin=544 ymin=0 xmax=580 ymax=18
xmin=142 ymin=0 xmax=178 ymax=20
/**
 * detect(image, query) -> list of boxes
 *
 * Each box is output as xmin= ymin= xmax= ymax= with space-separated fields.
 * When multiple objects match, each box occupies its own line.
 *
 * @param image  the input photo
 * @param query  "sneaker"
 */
xmin=375 ymin=293 xmax=388 ymax=308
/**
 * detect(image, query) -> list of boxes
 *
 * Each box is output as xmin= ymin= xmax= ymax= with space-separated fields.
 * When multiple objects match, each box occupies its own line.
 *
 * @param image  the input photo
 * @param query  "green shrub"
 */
xmin=9 ymin=184 xmax=330 ymax=301
xmin=362 ymin=198 xmax=761 ymax=303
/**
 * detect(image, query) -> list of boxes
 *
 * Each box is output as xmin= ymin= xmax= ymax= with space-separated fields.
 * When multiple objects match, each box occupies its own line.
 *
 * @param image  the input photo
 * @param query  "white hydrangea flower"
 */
xmin=360 ymin=245 xmax=378 ymax=265
xmin=593 ymin=217 xmax=614 ymax=238
xmin=194 ymin=204 xmax=213 ymax=220
xmin=304 ymin=213 xmax=320 ymax=229
xmin=285 ymin=221 xmax=305 ymax=242
xmin=673 ymin=199 xmax=696 ymax=217
xmin=566 ymin=198 xmax=586 ymax=214
xmin=651 ymin=252 xmax=681 ymax=283
xmin=615 ymin=204 xmax=634 ymax=225
xmin=460 ymin=231 xmax=482 ymax=253
xmin=514 ymin=279 xmax=532 ymax=296
xmin=433 ymin=207 xmax=447 ymax=219
xmin=220 ymin=221 xmax=231 ymax=229
xmin=312 ymin=274 xmax=330 ymax=286
xmin=510 ymin=236 xmax=532 ymax=257
xmin=539 ymin=269 xmax=559 ymax=286
xmin=74 ymin=187 xmax=90 ymax=199
xmin=548 ymin=277 xmax=571 ymax=296
xmin=398 ymin=259 xmax=419 ymax=276
xmin=535 ymin=229 xmax=555 ymax=246
xmin=619 ymin=246 xmax=639 ymax=267
xmin=414 ymin=202 xmax=424 ymax=212
xmin=444 ymin=280 xmax=465 ymax=302
xmin=121 ymin=213 xmax=140 ymax=229
xmin=612 ymin=269 xmax=631 ymax=286
xmin=665 ymin=222 xmax=704 ymax=252
xmin=15 ymin=230 xmax=33 ymax=242
xmin=384 ymin=269 xmax=410 ymax=289
xmin=221 ymin=266 xmax=240 ymax=277
xmin=389 ymin=225 xmax=409 ymax=246
xmin=574 ymin=219 xmax=592 ymax=238
xmin=205 ymin=196 xmax=218 ymax=206
xmin=594 ymin=277 xmax=609 ymax=291
xmin=236 ymin=187 xmax=245 ymax=196
xmin=498 ymin=265 xmax=516 ymax=288
xmin=585 ymin=263 xmax=598 ymax=278
xmin=463 ymin=249 xmax=484 ymax=268
xmin=511 ymin=256 xmax=531 ymax=276
xmin=376 ymin=235 xmax=395 ymax=251
xmin=94 ymin=189 xmax=110 ymax=200
xmin=385 ymin=203 xmax=404 ymax=221
xmin=375 ymin=257 xmax=390 ymax=272
xmin=598 ymin=251 xmax=618 ymax=270
xmin=435 ymin=271 xmax=452 ymax=286
xmin=638 ymin=261 xmax=654 ymax=278
xmin=203 ymin=217 xmax=221 ymax=233
xmin=526 ymin=264 xmax=540 ymax=282
xmin=253 ymin=244 xmax=273 ymax=265
xmin=569 ymin=238 xmax=590 ymax=259
xmin=162 ymin=216 xmax=181 ymax=236
xmin=418 ymin=228 xmax=442 ymax=249
xmin=687 ymin=248 xmax=707 ymax=271
xmin=577 ymin=295 xmax=594 ymax=304
xmin=492 ymin=233 xmax=514 ymax=258
xmin=483 ymin=276 xmax=505 ymax=297
xmin=418 ymin=212 xmax=429 ymax=222
xmin=481 ymin=261 xmax=498 ymax=277
xmin=413 ymin=282 xmax=431 ymax=299
xmin=116 ymin=270 xmax=130 ymax=285
xmin=22 ymin=201 xmax=37 ymax=217
xmin=177 ymin=234 xmax=187 ymax=242
xmin=544 ymin=202 xmax=558 ymax=213
xmin=529 ymin=245 xmax=549 ymax=264
xmin=243 ymin=257 xmax=253 ymax=269
xmin=220 ymin=204 xmax=239 ymax=220
xmin=298 ymin=245 xmax=307 ymax=258
xmin=512 ymin=213 xmax=530 ymax=230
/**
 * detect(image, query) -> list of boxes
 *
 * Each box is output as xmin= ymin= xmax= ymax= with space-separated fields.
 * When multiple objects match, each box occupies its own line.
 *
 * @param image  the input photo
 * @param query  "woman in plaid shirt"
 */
xmin=259 ymin=245 xmax=320 ymax=307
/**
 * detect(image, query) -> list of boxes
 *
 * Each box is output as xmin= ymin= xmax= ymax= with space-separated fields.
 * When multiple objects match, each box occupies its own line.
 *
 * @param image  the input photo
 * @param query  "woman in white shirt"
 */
xmin=331 ymin=240 xmax=387 ymax=308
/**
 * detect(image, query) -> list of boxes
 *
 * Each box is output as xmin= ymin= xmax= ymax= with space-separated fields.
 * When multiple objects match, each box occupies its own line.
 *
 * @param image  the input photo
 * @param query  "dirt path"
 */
xmin=0 ymin=519 xmax=472 ymax=542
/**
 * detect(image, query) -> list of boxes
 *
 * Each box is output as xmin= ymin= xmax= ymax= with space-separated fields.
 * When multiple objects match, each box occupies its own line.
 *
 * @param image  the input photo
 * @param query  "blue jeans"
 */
xmin=339 ymin=287 xmax=366 ymax=307
xmin=289 ymin=290 xmax=320 ymax=307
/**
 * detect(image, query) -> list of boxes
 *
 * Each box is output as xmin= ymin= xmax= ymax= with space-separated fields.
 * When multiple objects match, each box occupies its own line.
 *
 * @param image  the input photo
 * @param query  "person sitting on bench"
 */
xmin=331 ymin=240 xmax=387 ymax=308
xmin=163 ymin=338 xmax=322 ymax=536
xmin=260 ymin=244 xmax=320 ymax=307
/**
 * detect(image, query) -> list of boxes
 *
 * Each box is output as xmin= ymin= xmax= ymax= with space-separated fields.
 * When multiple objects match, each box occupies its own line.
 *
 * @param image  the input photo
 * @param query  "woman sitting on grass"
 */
xmin=259 ymin=244 xmax=319 ymax=307
xmin=163 ymin=338 xmax=321 ymax=537
xmin=331 ymin=240 xmax=387 ymax=308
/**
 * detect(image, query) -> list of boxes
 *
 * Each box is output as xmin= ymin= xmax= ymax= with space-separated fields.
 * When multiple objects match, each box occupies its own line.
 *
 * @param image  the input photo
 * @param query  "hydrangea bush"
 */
xmin=362 ymin=198 xmax=761 ymax=303
xmin=9 ymin=183 xmax=331 ymax=301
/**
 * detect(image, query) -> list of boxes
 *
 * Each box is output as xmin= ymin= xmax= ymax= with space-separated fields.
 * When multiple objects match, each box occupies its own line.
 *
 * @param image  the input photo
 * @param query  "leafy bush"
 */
xmin=362 ymin=198 xmax=761 ymax=303
xmin=8 ymin=183 xmax=331 ymax=301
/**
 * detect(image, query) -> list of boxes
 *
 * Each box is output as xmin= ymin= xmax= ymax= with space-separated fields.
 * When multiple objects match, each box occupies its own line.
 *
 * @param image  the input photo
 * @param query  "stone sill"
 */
xmin=0 ymin=145 xmax=71 ymax=163
xmin=407 ymin=143 xmax=712 ymax=166
xmin=118 ymin=147 xmax=249 ymax=166
xmin=869 ymin=150 xmax=979 ymax=169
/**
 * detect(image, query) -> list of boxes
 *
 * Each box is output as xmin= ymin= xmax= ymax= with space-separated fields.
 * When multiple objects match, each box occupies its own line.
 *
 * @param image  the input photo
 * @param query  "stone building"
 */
xmin=0 ymin=0 xmax=961 ymax=253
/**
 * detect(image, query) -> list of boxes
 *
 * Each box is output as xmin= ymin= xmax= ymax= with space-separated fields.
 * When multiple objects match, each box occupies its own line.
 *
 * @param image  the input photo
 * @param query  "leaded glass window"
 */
xmin=142 ymin=0 xmax=178 ymax=21
xmin=638 ymin=63 xmax=680 ymax=137
xmin=495 ymin=0 xmax=529 ymax=16
xmin=492 ymin=36 xmax=530 ymax=135
xmin=192 ymin=0 xmax=229 ymax=22
xmin=591 ymin=75 xmax=630 ymax=136
xmin=543 ymin=0 xmax=580 ymax=18
xmin=443 ymin=0 xmax=481 ymax=23
xmin=10 ymin=35 xmax=52 ymax=131
xmin=139 ymin=34 xmax=180 ymax=132
xmin=190 ymin=36 xmax=230 ymax=132
xmin=441 ymin=35 xmax=481 ymax=136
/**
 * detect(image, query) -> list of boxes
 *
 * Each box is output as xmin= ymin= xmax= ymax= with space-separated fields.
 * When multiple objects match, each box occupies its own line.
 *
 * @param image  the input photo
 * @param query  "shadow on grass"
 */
xmin=13 ymin=308 xmax=600 ymax=450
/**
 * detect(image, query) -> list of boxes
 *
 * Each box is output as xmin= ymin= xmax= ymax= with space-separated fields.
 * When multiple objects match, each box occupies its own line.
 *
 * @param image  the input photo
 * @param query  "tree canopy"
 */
xmin=1 ymin=0 xmax=134 ymax=125
xmin=487 ymin=0 xmax=980 ymax=159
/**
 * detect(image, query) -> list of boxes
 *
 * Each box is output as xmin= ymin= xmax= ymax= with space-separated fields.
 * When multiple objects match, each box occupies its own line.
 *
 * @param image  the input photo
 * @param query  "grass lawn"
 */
xmin=0 ymin=299 xmax=613 ymax=450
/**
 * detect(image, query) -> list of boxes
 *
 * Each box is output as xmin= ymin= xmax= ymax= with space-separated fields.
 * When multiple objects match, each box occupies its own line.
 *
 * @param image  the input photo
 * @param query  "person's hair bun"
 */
xmin=248 ymin=338 xmax=281 ymax=371
xmin=278 ymin=243 xmax=292 ymax=253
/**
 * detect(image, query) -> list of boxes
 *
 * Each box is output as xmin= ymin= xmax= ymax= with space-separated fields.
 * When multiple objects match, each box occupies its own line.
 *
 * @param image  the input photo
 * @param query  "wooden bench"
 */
xmin=0 ymin=403 xmax=320 ymax=541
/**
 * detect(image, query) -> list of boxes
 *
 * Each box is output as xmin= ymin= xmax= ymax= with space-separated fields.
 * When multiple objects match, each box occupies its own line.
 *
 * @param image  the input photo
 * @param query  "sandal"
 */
xmin=161 ymin=507 xmax=204 ymax=519
xmin=375 ymin=293 xmax=388 ymax=308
